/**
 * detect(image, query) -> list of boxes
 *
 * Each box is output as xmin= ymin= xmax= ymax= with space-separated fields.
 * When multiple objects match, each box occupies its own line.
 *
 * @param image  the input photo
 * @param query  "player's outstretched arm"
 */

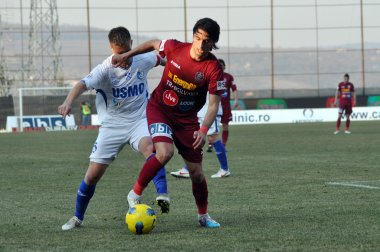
xmin=58 ymin=82 xmax=87 ymax=118
xmin=112 ymin=39 xmax=161 ymax=67
xmin=193 ymin=94 xmax=221 ymax=149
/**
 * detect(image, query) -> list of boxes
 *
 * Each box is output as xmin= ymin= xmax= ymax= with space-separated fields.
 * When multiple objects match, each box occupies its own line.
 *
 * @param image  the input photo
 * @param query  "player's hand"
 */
xmin=233 ymin=101 xmax=238 ymax=108
xmin=192 ymin=130 xmax=206 ymax=149
xmin=58 ymin=103 xmax=71 ymax=118
xmin=112 ymin=53 xmax=129 ymax=68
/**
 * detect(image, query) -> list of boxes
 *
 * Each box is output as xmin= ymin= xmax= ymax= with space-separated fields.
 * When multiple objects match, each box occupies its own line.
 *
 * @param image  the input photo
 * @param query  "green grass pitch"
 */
xmin=1 ymin=122 xmax=379 ymax=251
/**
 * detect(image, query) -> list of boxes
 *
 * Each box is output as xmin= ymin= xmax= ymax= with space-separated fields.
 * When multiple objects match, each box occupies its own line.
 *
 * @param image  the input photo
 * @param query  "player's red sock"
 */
xmin=345 ymin=119 xmax=350 ymax=130
xmin=133 ymin=156 xmax=163 ymax=195
xmin=192 ymin=179 xmax=208 ymax=215
xmin=222 ymin=130 xmax=229 ymax=145
xmin=336 ymin=118 xmax=341 ymax=130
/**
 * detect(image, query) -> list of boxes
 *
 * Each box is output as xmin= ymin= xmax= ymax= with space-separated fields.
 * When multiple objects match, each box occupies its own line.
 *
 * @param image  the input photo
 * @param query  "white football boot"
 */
xmin=127 ymin=190 xmax=142 ymax=209
xmin=344 ymin=130 xmax=351 ymax=134
xmin=333 ymin=130 xmax=340 ymax=135
xmin=211 ymin=169 xmax=231 ymax=178
xmin=170 ymin=167 xmax=190 ymax=178
xmin=62 ymin=216 xmax=82 ymax=231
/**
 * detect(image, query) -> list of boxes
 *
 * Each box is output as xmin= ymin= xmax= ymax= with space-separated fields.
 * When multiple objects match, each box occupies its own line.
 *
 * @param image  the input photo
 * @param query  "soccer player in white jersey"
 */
xmin=171 ymin=92 xmax=230 ymax=178
xmin=59 ymin=27 xmax=169 ymax=231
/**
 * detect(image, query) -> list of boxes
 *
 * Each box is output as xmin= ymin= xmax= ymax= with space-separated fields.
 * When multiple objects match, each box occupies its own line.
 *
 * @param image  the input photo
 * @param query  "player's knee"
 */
xmin=155 ymin=148 xmax=174 ymax=164
xmin=208 ymin=135 xmax=218 ymax=144
xmin=190 ymin=171 xmax=204 ymax=184
xmin=84 ymin=173 xmax=100 ymax=185
xmin=139 ymin=137 xmax=154 ymax=158
xmin=85 ymin=163 xmax=107 ymax=184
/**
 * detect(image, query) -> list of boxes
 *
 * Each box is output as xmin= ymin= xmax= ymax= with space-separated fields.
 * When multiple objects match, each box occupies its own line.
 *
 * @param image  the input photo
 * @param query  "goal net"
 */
xmin=9 ymin=87 xmax=95 ymax=132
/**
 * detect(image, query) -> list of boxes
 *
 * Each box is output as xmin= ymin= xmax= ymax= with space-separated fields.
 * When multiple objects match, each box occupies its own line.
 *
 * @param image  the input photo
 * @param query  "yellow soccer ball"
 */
xmin=125 ymin=204 xmax=156 ymax=234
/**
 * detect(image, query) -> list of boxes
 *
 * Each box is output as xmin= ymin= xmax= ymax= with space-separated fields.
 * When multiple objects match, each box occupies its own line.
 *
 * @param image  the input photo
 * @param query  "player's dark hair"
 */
xmin=193 ymin=18 xmax=220 ymax=50
xmin=344 ymin=73 xmax=350 ymax=79
xmin=218 ymin=59 xmax=225 ymax=67
xmin=108 ymin=27 xmax=131 ymax=47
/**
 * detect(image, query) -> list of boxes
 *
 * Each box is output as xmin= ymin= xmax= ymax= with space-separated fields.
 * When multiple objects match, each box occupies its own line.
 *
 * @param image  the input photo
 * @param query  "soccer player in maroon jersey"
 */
xmin=112 ymin=18 xmax=225 ymax=228
xmin=206 ymin=58 xmax=238 ymax=151
xmin=334 ymin=73 xmax=356 ymax=134
xmin=219 ymin=59 xmax=238 ymax=146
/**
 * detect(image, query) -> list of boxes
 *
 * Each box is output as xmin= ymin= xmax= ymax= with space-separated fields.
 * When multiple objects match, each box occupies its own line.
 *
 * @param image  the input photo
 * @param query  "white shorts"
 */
xmin=198 ymin=116 xmax=221 ymax=136
xmin=89 ymin=118 xmax=150 ymax=165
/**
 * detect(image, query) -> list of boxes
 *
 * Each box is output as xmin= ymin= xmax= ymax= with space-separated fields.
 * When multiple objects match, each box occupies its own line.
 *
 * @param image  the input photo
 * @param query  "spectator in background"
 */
xmin=80 ymin=101 xmax=91 ymax=126
xmin=334 ymin=73 xmax=356 ymax=134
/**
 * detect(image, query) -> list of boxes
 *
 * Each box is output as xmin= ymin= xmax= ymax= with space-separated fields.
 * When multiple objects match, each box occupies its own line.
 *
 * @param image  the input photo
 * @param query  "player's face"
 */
xmin=191 ymin=29 xmax=214 ymax=60
xmin=219 ymin=62 xmax=226 ymax=71
xmin=110 ymin=40 xmax=132 ymax=54
xmin=344 ymin=76 xmax=349 ymax=82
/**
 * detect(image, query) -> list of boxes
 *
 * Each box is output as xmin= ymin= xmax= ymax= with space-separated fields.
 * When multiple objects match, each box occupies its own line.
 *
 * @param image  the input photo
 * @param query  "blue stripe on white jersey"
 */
xmin=96 ymin=89 xmax=108 ymax=108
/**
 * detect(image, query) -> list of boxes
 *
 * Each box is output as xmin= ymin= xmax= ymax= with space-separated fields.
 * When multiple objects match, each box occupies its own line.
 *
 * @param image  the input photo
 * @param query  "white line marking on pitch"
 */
xmin=342 ymin=180 xmax=380 ymax=183
xmin=326 ymin=182 xmax=380 ymax=189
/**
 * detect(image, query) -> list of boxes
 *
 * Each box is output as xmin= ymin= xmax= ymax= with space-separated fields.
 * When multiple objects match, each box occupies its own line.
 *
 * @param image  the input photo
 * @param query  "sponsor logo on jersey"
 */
xmin=170 ymin=60 xmax=181 ymax=69
xmin=112 ymin=83 xmax=145 ymax=98
xmin=217 ymin=80 xmax=226 ymax=90
xmin=163 ymin=90 xmax=178 ymax=106
xmin=178 ymin=100 xmax=195 ymax=111
xmin=150 ymin=123 xmax=173 ymax=139
xmin=168 ymin=71 xmax=197 ymax=91
xmin=137 ymin=71 xmax=144 ymax=80
xmin=126 ymin=72 xmax=132 ymax=80
xmin=194 ymin=72 xmax=204 ymax=84
xmin=166 ymin=80 xmax=198 ymax=96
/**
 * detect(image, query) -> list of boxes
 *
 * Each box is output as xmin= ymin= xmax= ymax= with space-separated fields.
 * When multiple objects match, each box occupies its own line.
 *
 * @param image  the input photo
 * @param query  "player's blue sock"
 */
xmin=213 ymin=140 xmax=228 ymax=171
xmin=147 ymin=153 xmax=168 ymax=195
xmin=74 ymin=179 xmax=96 ymax=221
xmin=183 ymin=164 xmax=188 ymax=171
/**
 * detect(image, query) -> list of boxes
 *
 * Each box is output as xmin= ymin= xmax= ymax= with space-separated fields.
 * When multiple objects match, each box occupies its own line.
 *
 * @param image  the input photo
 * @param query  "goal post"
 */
xmin=13 ymin=87 xmax=95 ymax=132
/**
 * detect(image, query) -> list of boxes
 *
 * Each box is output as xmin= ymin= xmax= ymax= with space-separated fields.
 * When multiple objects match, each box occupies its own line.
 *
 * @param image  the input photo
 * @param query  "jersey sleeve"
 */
xmin=158 ymin=39 xmax=179 ymax=58
xmin=81 ymin=57 xmax=111 ymax=89
xmin=143 ymin=52 xmax=161 ymax=70
xmin=208 ymin=64 xmax=226 ymax=95
xmin=350 ymin=83 xmax=355 ymax=92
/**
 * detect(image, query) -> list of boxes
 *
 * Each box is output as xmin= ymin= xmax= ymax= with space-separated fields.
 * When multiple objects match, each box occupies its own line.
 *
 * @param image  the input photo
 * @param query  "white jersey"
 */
xmin=197 ymin=92 xmax=223 ymax=118
xmin=82 ymin=52 xmax=160 ymax=126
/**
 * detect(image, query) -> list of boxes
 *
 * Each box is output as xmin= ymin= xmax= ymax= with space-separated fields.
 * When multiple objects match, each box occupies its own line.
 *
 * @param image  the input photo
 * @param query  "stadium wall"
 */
xmin=0 ymin=95 xmax=377 ymax=129
xmin=244 ymin=96 xmax=370 ymax=109
xmin=0 ymin=95 xmax=96 ymax=129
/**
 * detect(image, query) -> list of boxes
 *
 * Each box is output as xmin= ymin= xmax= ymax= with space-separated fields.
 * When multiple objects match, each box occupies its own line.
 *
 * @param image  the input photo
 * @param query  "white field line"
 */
xmin=340 ymin=180 xmax=380 ymax=183
xmin=326 ymin=181 xmax=380 ymax=189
